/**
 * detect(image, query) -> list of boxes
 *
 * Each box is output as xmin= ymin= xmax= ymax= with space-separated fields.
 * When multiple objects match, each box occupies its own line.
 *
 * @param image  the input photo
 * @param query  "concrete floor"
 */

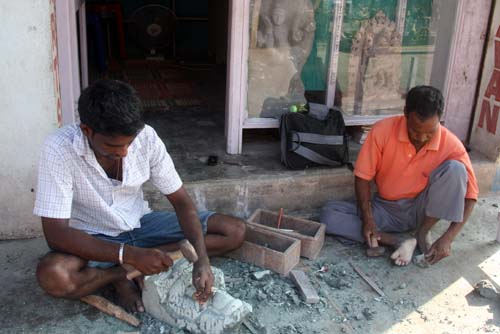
xmin=1 ymin=196 xmax=499 ymax=334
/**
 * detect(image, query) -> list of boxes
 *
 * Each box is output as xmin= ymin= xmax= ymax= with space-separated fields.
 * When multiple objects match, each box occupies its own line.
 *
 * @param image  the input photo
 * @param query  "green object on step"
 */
xmin=289 ymin=104 xmax=308 ymax=113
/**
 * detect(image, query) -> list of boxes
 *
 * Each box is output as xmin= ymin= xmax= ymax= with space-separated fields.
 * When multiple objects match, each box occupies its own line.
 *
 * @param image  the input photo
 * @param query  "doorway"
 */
xmin=78 ymin=0 xmax=230 ymax=164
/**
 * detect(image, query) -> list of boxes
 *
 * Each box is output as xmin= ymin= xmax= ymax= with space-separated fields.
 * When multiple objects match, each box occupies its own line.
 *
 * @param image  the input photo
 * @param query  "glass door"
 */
xmin=336 ymin=0 xmax=456 ymax=120
xmin=245 ymin=0 xmax=338 ymax=124
xmin=226 ymin=0 xmax=461 ymax=153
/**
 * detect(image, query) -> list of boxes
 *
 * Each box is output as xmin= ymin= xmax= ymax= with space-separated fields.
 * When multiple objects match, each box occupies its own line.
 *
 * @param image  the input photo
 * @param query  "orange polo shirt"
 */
xmin=354 ymin=115 xmax=478 ymax=200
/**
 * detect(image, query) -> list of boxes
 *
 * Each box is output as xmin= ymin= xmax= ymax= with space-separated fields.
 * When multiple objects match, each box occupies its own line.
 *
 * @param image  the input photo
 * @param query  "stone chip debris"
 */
xmin=413 ymin=254 xmax=430 ymax=268
xmin=474 ymin=279 xmax=499 ymax=300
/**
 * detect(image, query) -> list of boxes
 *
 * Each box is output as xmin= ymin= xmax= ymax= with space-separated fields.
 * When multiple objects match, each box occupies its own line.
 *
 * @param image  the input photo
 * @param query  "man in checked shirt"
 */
xmin=34 ymin=79 xmax=246 ymax=312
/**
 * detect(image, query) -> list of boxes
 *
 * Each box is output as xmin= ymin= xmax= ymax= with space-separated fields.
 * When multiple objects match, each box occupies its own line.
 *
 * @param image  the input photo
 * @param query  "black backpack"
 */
xmin=280 ymin=106 xmax=349 ymax=169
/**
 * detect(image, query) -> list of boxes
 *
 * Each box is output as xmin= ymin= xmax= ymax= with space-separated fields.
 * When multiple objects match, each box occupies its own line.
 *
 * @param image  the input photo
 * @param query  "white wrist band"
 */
xmin=118 ymin=243 xmax=125 ymax=265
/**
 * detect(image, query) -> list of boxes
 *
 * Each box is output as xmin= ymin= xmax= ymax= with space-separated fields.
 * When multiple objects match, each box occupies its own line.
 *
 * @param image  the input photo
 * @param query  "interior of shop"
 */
xmin=82 ymin=0 xmax=249 ymax=177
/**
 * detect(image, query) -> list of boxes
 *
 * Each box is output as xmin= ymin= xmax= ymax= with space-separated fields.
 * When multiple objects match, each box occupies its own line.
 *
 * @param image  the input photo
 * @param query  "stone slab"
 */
xmin=289 ymin=270 xmax=320 ymax=304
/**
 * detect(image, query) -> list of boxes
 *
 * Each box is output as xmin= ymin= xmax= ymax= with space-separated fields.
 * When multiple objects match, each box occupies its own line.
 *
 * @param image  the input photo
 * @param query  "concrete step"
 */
xmin=144 ymin=151 xmax=498 ymax=219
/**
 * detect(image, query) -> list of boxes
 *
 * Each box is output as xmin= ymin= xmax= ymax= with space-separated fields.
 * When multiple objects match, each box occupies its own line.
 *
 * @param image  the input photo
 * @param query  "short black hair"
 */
xmin=78 ymin=79 xmax=144 ymax=136
xmin=405 ymin=85 xmax=444 ymax=120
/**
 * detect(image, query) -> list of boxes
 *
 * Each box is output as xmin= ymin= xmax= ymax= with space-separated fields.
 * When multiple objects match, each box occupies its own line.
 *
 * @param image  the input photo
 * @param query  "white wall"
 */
xmin=470 ymin=0 xmax=500 ymax=194
xmin=0 ymin=1 xmax=59 ymax=238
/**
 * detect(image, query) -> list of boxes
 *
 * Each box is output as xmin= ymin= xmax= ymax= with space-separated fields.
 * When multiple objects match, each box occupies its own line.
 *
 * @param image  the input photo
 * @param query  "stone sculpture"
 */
xmin=344 ymin=10 xmax=404 ymax=115
xmin=248 ymin=0 xmax=316 ymax=118
xmin=142 ymin=259 xmax=252 ymax=334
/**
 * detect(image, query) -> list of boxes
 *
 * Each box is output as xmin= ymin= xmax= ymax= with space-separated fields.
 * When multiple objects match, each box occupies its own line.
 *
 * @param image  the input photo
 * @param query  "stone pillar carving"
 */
xmin=248 ymin=0 xmax=316 ymax=118
xmin=344 ymin=10 xmax=404 ymax=115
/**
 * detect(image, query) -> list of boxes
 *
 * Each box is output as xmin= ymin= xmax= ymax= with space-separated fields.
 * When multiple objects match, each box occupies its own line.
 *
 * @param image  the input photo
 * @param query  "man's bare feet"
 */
xmin=113 ymin=278 xmax=144 ymax=313
xmin=390 ymin=238 xmax=417 ymax=266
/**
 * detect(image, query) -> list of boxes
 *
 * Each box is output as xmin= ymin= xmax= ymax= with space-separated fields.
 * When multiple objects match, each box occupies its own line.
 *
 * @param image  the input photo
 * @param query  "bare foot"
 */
xmin=390 ymin=238 xmax=417 ymax=266
xmin=113 ymin=279 xmax=144 ymax=313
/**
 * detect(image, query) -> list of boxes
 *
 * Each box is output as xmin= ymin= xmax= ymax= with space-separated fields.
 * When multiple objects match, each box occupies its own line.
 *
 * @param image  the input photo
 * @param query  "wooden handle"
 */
xmin=370 ymin=235 xmax=379 ymax=248
xmin=126 ymin=249 xmax=184 ymax=280
xmin=81 ymin=295 xmax=140 ymax=327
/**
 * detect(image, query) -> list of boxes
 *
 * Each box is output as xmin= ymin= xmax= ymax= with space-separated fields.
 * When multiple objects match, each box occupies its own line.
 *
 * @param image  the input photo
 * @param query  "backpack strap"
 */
xmin=289 ymin=131 xmax=346 ymax=166
xmin=292 ymin=144 xmax=343 ymax=167
xmin=292 ymin=132 xmax=344 ymax=146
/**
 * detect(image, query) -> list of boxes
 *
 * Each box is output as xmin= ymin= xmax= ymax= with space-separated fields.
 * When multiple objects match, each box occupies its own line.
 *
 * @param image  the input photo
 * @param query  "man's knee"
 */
xmin=36 ymin=253 xmax=80 ymax=299
xmin=435 ymin=160 xmax=467 ymax=181
xmin=320 ymin=201 xmax=351 ymax=226
xmin=224 ymin=216 xmax=246 ymax=248
xmin=209 ymin=214 xmax=246 ymax=249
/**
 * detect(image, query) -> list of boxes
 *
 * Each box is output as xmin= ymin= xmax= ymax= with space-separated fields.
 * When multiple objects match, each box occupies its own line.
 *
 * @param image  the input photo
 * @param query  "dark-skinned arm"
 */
xmin=355 ymin=176 xmax=378 ymax=247
xmin=41 ymin=217 xmax=173 ymax=275
xmin=425 ymin=198 xmax=476 ymax=264
xmin=166 ymin=186 xmax=213 ymax=303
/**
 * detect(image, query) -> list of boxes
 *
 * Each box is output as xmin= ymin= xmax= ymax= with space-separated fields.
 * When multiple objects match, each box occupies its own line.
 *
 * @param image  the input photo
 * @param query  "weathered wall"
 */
xmin=0 ymin=1 xmax=59 ymax=238
xmin=443 ymin=0 xmax=492 ymax=141
xmin=470 ymin=0 xmax=500 ymax=192
xmin=470 ymin=1 xmax=500 ymax=158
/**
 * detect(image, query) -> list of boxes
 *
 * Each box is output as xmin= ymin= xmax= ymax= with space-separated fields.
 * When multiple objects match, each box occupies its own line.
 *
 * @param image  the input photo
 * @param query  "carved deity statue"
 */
xmin=344 ymin=10 xmax=404 ymax=115
xmin=248 ymin=0 xmax=316 ymax=118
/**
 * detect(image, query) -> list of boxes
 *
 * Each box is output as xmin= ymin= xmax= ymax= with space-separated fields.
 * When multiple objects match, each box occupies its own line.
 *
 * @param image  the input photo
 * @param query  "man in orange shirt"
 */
xmin=321 ymin=86 xmax=478 ymax=266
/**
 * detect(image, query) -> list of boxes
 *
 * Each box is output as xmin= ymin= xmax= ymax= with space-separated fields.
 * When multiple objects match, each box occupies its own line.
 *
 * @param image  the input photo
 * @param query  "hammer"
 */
xmin=366 ymin=235 xmax=386 ymax=257
xmin=126 ymin=239 xmax=198 ymax=280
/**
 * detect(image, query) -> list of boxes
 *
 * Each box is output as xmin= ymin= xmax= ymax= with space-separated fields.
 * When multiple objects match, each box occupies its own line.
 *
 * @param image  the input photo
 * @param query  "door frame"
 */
xmin=55 ymin=0 xmax=83 ymax=125
xmin=225 ymin=0 xmax=249 ymax=154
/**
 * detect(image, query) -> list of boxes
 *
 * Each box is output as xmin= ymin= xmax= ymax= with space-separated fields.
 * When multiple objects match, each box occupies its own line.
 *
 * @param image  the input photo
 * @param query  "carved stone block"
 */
xmin=142 ymin=259 xmax=252 ymax=334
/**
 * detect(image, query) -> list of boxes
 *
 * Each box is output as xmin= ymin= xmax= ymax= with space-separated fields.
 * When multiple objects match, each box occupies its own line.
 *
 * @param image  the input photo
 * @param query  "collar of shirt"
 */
xmin=71 ymin=126 xmax=143 ymax=182
xmin=397 ymin=116 xmax=441 ymax=152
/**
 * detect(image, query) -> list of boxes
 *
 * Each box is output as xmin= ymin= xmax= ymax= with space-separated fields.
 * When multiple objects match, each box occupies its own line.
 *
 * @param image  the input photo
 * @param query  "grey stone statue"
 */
xmin=248 ymin=0 xmax=316 ymax=118
xmin=345 ymin=10 xmax=404 ymax=115
xmin=142 ymin=259 xmax=253 ymax=334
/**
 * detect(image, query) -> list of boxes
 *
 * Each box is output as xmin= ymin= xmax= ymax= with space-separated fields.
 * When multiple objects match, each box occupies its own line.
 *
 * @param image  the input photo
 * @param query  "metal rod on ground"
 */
xmin=311 ymin=276 xmax=358 ymax=334
xmin=277 ymin=208 xmax=284 ymax=229
xmin=350 ymin=262 xmax=385 ymax=297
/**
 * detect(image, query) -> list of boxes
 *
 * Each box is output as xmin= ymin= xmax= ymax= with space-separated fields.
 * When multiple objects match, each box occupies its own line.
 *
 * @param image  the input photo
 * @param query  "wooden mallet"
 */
xmin=126 ymin=239 xmax=199 ymax=280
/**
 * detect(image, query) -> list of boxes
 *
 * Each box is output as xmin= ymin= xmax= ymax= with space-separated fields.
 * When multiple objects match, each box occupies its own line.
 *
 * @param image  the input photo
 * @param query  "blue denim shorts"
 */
xmin=88 ymin=210 xmax=214 ymax=268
